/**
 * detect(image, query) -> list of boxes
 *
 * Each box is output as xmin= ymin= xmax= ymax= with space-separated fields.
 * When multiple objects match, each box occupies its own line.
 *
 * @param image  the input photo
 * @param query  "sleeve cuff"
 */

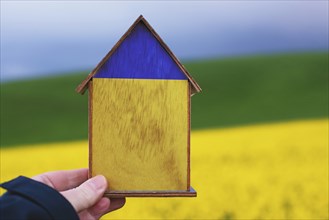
xmin=1 ymin=176 xmax=79 ymax=220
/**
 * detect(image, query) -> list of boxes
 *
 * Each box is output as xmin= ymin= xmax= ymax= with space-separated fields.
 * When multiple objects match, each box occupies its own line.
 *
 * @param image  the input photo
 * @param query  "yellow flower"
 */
xmin=1 ymin=119 xmax=328 ymax=219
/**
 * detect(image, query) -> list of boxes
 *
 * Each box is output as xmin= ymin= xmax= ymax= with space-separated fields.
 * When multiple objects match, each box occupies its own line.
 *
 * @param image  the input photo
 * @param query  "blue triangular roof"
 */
xmin=94 ymin=22 xmax=187 ymax=80
xmin=76 ymin=15 xmax=201 ymax=95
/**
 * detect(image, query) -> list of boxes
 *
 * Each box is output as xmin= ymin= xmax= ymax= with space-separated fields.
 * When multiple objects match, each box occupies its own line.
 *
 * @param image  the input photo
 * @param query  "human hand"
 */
xmin=32 ymin=168 xmax=125 ymax=220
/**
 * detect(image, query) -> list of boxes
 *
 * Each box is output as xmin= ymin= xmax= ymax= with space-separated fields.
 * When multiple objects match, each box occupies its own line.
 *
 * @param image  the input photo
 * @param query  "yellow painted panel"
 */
xmin=92 ymin=78 xmax=188 ymax=191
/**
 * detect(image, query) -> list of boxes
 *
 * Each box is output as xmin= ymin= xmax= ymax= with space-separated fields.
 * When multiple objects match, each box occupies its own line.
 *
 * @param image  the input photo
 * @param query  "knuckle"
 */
xmin=78 ymin=183 xmax=96 ymax=207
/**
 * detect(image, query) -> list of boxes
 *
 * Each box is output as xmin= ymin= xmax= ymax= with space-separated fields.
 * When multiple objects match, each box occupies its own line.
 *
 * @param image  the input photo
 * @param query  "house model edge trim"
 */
xmin=78 ymin=15 xmax=199 ymax=197
xmin=104 ymin=187 xmax=197 ymax=198
xmin=75 ymin=15 xmax=202 ymax=95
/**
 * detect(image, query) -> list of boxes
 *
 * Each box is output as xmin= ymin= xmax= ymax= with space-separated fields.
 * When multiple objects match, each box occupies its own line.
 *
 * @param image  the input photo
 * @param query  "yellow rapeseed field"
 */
xmin=1 ymin=119 xmax=328 ymax=219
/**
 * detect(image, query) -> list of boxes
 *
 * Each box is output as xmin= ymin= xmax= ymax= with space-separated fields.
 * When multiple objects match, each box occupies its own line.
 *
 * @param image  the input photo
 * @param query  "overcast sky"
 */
xmin=1 ymin=1 xmax=328 ymax=81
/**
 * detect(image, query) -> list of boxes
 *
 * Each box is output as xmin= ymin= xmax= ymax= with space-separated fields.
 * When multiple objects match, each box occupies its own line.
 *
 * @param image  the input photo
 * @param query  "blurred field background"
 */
xmin=1 ymin=119 xmax=328 ymax=219
xmin=1 ymin=1 xmax=328 ymax=219
xmin=2 ymin=53 xmax=328 ymax=147
xmin=1 ymin=53 xmax=328 ymax=219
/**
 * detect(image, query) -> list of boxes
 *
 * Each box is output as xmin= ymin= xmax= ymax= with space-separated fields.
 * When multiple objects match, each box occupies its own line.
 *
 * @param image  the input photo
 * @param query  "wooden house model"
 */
xmin=76 ymin=15 xmax=201 ymax=197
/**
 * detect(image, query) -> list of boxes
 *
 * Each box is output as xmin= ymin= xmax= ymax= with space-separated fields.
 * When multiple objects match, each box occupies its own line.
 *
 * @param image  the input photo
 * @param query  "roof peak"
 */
xmin=76 ymin=15 xmax=201 ymax=95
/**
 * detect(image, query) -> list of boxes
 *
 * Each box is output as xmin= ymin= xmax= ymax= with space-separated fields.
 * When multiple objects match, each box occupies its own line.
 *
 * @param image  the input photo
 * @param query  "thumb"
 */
xmin=61 ymin=175 xmax=108 ymax=212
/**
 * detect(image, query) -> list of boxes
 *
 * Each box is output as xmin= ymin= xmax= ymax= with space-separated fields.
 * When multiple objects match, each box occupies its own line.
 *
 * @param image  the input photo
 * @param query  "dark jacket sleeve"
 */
xmin=0 ymin=176 xmax=79 ymax=220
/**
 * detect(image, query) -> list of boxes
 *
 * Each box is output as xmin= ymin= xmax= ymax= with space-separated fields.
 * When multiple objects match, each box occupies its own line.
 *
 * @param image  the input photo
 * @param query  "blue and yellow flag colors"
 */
xmin=1 ymin=53 xmax=328 ymax=219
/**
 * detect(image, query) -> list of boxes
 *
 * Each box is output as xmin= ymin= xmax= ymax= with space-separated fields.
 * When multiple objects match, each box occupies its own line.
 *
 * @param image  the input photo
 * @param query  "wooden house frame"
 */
xmin=76 ymin=15 xmax=201 ymax=197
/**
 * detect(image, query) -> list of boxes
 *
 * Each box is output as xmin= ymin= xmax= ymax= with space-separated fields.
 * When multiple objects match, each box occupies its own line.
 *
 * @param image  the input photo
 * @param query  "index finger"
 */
xmin=33 ymin=168 xmax=89 ymax=191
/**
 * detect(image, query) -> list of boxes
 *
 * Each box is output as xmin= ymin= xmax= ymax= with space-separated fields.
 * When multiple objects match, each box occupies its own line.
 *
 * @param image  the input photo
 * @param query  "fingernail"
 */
xmin=90 ymin=175 xmax=107 ymax=191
